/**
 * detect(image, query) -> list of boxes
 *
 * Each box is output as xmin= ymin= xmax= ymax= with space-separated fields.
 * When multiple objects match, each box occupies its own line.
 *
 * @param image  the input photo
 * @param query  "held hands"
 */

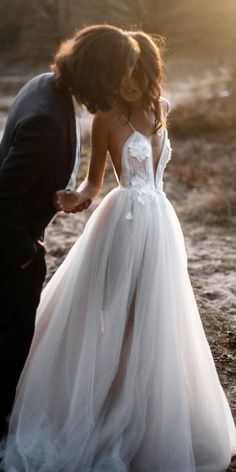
xmin=55 ymin=190 xmax=80 ymax=212
xmin=53 ymin=190 xmax=92 ymax=213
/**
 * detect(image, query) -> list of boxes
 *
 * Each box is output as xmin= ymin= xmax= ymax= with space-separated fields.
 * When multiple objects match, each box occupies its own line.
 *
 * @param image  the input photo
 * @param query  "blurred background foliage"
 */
xmin=0 ymin=0 xmax=236 ymax=66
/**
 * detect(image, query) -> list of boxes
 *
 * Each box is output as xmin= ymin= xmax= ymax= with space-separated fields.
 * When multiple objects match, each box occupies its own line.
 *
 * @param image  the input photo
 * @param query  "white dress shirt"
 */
xmin=66 ymin=96 xmax=81 ymax=189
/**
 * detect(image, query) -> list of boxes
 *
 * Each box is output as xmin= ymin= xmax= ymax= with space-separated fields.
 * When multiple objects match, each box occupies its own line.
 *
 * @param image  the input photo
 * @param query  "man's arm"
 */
xmin=0 ymin=115 xmax=59 ymax=268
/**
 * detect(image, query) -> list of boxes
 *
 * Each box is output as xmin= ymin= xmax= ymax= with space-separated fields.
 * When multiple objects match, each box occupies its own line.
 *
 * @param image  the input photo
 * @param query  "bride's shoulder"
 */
xmin=92 ymin=110 xmax=118 ymax=141
xmin=93 ymin=109 xmax=119 ymax=131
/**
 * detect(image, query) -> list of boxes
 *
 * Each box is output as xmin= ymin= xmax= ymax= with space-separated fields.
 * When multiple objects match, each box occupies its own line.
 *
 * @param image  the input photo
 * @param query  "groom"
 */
xmin=0 ymin=25 xmax=139 ymax=439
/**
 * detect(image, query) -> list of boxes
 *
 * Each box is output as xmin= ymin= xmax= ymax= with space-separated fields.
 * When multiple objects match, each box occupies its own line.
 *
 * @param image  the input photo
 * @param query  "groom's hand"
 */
xmin=53 ymin=190 xmax=64 ymax=211
xmin=53 ymin=190 xmax=75 ymax=213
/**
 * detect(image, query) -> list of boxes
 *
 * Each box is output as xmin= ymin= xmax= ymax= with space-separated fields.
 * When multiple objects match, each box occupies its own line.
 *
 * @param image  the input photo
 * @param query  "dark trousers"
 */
xmin=0 ymin=244 xmax=46 ymax=439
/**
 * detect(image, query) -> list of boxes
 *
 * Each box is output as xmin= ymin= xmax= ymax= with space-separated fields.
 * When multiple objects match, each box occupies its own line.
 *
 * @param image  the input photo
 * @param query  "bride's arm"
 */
xmin=77 ymin=112 xmax=109 ymax=199
xmin=56 ymin=113 xmax=109 ymax=212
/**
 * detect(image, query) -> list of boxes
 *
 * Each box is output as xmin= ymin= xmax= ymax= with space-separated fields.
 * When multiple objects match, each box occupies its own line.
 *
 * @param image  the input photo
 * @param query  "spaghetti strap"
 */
xmin=120 ymin=113 xmax=136 ymax=132
xmin=127 ymin=119 xmax=136 ymax=132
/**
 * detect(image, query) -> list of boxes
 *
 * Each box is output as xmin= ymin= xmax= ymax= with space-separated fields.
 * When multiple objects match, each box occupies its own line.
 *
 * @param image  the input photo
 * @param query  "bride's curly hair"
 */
xmin=51 ymin=25 xmax=140 ymax=113
xmin=121 ymin=31 xmax=165 ymax=131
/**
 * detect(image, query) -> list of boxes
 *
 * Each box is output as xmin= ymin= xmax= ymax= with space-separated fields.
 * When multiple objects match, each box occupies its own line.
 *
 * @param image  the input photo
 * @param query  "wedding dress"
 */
xmin=1 ymin=119 xmax=236 ymax=472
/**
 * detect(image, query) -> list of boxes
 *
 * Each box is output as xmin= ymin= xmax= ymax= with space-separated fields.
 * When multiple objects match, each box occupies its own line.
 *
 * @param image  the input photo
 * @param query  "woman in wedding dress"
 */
xmin=1 ymin=31 xmax=236 ymax=472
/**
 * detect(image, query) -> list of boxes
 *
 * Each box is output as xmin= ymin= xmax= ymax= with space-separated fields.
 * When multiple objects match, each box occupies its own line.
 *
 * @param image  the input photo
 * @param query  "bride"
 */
xmin=1 ymin=31 xmax=236 ymax=472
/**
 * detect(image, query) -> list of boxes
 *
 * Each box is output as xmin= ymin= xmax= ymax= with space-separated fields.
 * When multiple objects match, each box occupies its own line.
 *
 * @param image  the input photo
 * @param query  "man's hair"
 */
xmin=51 ymin=25 xmax=140 ymax=113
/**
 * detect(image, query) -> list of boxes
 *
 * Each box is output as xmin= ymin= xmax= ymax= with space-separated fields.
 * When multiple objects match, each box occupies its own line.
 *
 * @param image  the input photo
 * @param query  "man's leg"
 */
xmin=0 ymin=246 xmax=46 ymax=438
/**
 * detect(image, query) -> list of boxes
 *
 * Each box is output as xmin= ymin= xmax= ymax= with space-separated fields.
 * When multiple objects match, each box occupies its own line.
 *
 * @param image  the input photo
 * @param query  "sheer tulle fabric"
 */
xmin=2 ymin=128 xmax=236 ymax=471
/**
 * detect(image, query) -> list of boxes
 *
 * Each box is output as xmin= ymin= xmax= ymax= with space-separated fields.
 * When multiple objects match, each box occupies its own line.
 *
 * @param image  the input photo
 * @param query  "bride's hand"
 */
xmin=71 ymin=198 xmax=92 ymax=213
xmin=54 ymin=190 xmax=81 ymax=213
xmin=54 ymin=190 xmax=92 ymax=213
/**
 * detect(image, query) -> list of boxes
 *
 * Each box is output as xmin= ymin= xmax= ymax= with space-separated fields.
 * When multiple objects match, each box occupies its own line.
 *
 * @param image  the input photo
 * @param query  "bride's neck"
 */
xmin=117 ymin=99 xmax=148 ymax=117
xmin=129 ymin=98 xmax=144 ymax=111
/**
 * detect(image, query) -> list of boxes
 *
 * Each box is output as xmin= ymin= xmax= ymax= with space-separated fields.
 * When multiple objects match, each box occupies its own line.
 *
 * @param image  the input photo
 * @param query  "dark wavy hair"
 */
xmin=51 ymin=25 xmax=140 ymax=113
xmin=122 ymin=31 xmax=165 ymax=131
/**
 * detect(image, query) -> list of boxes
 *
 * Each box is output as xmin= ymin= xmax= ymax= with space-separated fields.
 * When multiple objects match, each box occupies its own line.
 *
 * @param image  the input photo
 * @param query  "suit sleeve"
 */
xmin=0 ymin=115 xmax=60 ymax=268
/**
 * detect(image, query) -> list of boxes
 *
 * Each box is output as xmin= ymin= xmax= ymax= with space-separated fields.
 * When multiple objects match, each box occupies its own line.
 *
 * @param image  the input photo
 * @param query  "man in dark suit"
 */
xmin=0 ymin=25 xmax=139 ymax=439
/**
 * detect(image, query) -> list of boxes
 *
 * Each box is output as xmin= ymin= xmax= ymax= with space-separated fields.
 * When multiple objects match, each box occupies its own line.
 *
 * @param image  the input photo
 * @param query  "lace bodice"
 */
xmin=119 ymin=128 xmax=172 ymax=219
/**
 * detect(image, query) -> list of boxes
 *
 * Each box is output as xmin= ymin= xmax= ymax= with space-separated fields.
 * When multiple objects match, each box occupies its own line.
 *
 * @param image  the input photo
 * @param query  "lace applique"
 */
xmin=121 ymin=131 xmax=172 ymax=220
xmin=126 ymin=137 xmax=153 ymax=220
xmin=126 ymin=211 xmax=133 ymax=221
xmin=128 ymin=139 xmax=150 ymax=162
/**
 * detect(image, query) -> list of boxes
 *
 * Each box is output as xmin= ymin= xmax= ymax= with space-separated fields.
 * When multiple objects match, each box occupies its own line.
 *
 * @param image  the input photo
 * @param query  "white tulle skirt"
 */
xmin=2 ymin=187 xmax=236 ymax=471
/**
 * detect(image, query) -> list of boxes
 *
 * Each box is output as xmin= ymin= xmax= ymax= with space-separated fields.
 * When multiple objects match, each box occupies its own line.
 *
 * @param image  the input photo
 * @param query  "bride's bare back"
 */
xmin=98 ymin=103 xmax=169 ymax=181
xmin=56 ymin=100 xmax=169 ymax=213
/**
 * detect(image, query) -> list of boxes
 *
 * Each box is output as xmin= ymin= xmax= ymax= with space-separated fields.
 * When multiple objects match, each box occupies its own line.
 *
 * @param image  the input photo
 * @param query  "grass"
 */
xmin=168 ymin=89 xmax=236 ymax=226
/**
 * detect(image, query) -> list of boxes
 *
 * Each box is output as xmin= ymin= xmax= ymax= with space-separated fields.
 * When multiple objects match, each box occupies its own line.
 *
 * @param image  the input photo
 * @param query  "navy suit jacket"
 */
xmin=0 ymin=73 xmax=76 ymax=267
